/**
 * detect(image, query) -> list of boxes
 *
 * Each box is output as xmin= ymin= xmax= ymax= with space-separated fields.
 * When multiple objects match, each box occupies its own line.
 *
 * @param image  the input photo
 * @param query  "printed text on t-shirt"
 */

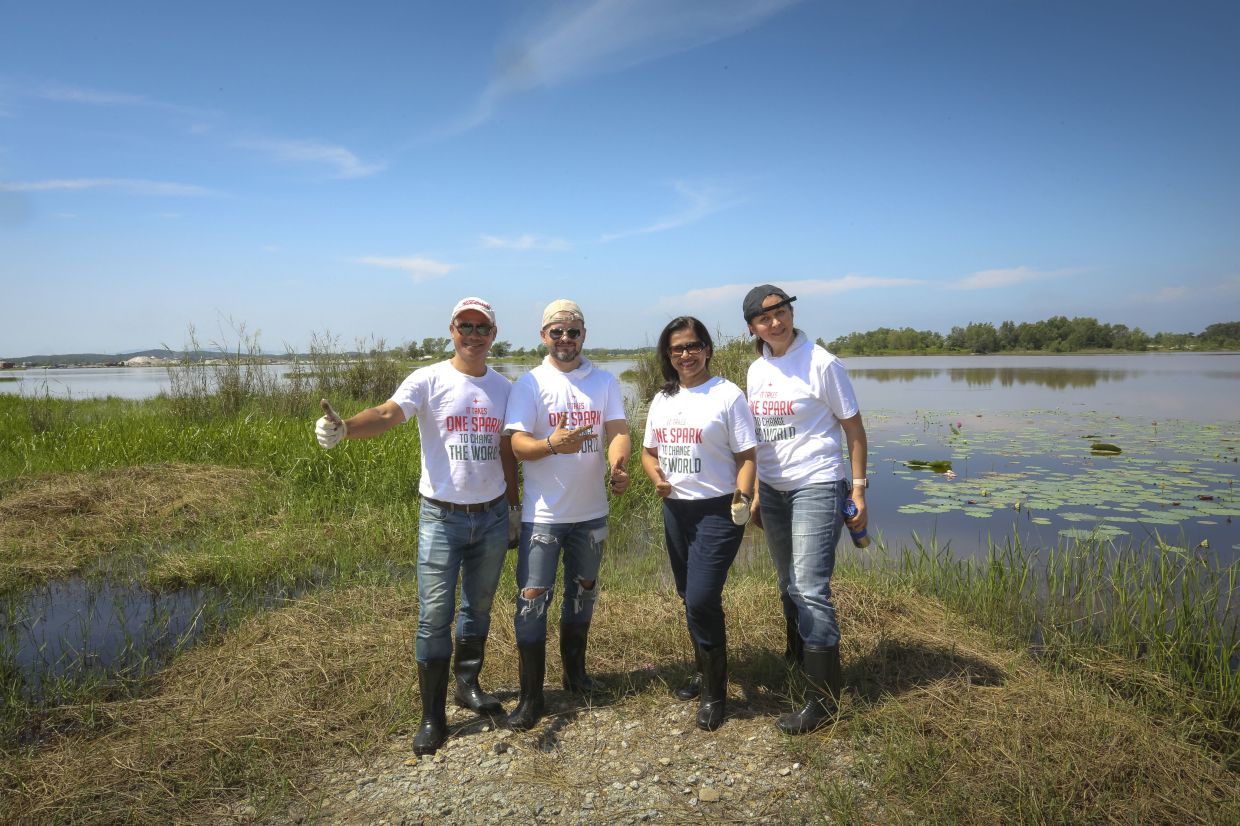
xmin=445 ymin=407 xmax=503 ymax=461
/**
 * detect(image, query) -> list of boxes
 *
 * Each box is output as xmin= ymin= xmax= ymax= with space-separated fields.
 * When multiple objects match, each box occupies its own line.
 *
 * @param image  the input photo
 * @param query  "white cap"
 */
xmin=450 ymin=297 xmax=496 ymax=325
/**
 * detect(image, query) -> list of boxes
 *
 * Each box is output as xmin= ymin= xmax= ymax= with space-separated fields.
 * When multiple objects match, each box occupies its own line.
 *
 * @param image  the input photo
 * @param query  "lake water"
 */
xmin=4 ymin=353 xmax=1234 ymax=416
xmin=3 ymin=354 xmax=1236 ymax=692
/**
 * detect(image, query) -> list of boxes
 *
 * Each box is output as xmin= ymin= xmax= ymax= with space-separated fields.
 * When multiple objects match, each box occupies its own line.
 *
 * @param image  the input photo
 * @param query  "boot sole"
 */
xmin=454 ymin=696 xmax=505 ymax=716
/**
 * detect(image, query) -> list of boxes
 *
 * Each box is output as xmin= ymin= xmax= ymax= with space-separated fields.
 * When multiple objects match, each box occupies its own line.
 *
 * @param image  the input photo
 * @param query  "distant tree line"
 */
xmin=398 ymin=338 xmax=654 ymax=361
xmin=824 ymin=318 xmax=1240 ymax=355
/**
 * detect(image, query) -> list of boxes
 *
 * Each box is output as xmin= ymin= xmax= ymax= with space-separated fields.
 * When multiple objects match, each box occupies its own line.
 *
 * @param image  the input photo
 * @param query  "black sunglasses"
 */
xmin=669 ymin=341 xmax=706 ymax=356
xmin=547 ymin=327 xmax=582 ymax=341
xmin=454 ymin=322 xmax=494 ymax=336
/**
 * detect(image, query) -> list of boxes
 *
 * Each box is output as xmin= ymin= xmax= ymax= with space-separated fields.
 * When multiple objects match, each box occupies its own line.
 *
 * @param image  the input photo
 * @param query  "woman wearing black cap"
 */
xmin=640 ymin=316 xmax=757 ymax=730
xmin=742 ymin=285 xmax=869 ymax=734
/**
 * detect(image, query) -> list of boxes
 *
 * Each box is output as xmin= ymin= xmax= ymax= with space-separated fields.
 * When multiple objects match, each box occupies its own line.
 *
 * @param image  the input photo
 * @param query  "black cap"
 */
xmin=743 ymin=284 xmax=796 ymax=322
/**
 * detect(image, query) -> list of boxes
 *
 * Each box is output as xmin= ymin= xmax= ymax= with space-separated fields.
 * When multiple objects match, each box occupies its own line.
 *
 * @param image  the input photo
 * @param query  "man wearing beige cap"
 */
xmin=314 ymin=297 xmax=520 ymax=755
xmin=502 ymin=299 xmax=632 ymax=731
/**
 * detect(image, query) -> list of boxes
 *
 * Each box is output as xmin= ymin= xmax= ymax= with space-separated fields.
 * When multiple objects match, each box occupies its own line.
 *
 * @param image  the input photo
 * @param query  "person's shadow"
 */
xmin=452 ymin=664 xmax=664 ymax=752
xmin=451 ymin=638 xmax=1006 ymax=741
xmin=723 ymin=636 xmax=1007 ymax=720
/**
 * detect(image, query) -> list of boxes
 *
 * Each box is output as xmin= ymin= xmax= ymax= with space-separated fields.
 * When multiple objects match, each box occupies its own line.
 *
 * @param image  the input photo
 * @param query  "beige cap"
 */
xmin=541 ymin=299 xmax=584 ymax=328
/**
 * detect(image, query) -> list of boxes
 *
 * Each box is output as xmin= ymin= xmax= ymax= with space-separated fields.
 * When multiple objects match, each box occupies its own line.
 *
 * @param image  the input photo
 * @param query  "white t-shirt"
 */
xmin=642 ymin=376 xmax=756 ymax=500
xmin=746 ymin=332 xmax=860 ymax=491
xmin=504 ymin=357 xmax=627 ymax=524
xmin=389 ymin=360 xmax=511 ymax=504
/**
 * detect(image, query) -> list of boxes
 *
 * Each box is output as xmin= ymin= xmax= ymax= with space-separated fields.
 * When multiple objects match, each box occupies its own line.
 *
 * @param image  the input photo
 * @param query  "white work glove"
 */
xmin=315 ymin=398 xmax=347 ymax=449
xmin=507 ymin=507 xmax=521 ymax=549
xmin=730 ymin=490 xmax=752 ymax=526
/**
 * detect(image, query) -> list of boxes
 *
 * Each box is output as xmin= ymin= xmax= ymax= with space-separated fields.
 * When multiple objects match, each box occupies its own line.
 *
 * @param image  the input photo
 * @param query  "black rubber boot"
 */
xmin=675 ymin=641 xmax=702 ymax=701
xmin=777 ymin=645 xmax=842 ymax=735
xmin=559 ymin=622 xmax=595 ymax=694
xmin=781 ymin=593 xmax=803 ymax=666
xmin=507 ymin=642 xmax=546 ymax=732
xmin=453 ymin=636 xmax=504 ymax=716
xmin=696 ymin=643 xmax=728 ymax=731
xmin=413 ymin=658 xmax=451 ymax=755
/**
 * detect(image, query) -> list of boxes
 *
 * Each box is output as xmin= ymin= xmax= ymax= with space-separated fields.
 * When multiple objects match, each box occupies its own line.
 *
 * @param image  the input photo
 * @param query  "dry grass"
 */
xmin=820 ymin=581 xmax=1240 ymax=824
xmin=0 ymin=464 xmax=264 ymax=590
xmin=1 ymin=575 xmax=1236 ymax=824
xmin=1 ymin=585 xmax=417 ymax=824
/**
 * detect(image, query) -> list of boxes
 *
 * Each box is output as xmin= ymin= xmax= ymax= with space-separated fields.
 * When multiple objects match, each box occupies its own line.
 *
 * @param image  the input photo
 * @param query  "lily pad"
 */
xmin=905 ymin=459 xmax=953 ymax=473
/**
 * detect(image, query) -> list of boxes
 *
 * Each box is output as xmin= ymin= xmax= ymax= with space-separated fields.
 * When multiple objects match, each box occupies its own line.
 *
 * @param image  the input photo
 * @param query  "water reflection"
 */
xmin=853 ymin=366 xmax=1138 ymax=389
xmin=1 ymin=574 xmax=312 ymax=701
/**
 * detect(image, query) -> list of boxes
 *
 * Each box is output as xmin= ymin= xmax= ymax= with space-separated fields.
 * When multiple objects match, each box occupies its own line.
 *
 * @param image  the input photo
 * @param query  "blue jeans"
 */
xmin=415 ymin=497 xmax=509 ymax=662
xmin=759 ymin=479 xmax=847 ymax=648
xmin=514 ymin=516 xmax=608 ymax=645
xmin=663 ymin=494 xmax=745 ymax=649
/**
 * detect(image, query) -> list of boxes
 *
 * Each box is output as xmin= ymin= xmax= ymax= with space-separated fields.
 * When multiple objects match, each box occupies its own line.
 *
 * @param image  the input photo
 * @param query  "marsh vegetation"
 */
xmin=0 ymin=337 xmax=1236 ymax=822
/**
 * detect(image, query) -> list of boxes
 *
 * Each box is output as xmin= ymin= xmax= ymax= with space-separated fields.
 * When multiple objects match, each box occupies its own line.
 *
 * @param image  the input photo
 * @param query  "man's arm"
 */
xmin=500 ymin=434 xmax=519 ymax=507
xmin=510 ymin=413 xmax=597 ymax=460
xmin=341 ymin=400 xmax=407 ymax=439
xmin=316 ymin=398 xmax=405 ymax=448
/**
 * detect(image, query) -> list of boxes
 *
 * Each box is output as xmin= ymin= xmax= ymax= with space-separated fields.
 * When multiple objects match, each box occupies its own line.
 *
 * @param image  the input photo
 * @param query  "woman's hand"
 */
xmin=641 ymin=448 xmax=673 ymax=497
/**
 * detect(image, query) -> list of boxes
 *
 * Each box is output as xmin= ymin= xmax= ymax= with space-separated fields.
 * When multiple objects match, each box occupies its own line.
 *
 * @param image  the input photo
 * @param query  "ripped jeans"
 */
xmin=513 ymin=516 xmax=608 ymax=645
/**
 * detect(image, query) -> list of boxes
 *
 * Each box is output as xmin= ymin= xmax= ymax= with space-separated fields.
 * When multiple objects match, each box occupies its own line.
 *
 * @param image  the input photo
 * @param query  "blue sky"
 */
xmin=2 ymin=0 xmax=1238 ymax=356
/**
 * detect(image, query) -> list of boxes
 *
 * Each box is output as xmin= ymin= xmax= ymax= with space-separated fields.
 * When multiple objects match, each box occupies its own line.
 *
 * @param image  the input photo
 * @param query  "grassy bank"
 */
xmin=1 ymin=354 xmax=1238 ymax=822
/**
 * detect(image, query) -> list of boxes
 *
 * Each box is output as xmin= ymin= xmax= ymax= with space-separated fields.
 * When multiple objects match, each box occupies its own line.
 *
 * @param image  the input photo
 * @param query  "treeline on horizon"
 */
xmin=824 ymin=318 xmax=1240 ymax=355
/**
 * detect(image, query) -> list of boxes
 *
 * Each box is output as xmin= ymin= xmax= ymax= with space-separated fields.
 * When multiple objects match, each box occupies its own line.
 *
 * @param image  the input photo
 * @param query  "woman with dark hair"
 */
xmin=742 ymin=285 xmax=869 ymax=734
xmin=640 ymin=316 xmax=757 ymax=730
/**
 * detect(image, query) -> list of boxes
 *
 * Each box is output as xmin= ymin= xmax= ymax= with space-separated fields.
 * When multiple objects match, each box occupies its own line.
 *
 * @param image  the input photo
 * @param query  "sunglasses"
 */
xmin=547 ymin=327 xmax=582 ymax=341
xmin=454 ymin=322 xmax=494 ymax=336
xmin=669 ymin=341 xmax=706 ymax=356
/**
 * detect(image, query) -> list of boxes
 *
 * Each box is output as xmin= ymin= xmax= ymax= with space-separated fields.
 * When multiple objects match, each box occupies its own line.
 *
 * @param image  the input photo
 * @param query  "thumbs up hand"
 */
xmin=652 ymin=465 xmax=672 ymax=498
xmin=608 ymin=456 xmax=631 ymax=496
xmin=315 ymin=399 xmax=348 ymax=449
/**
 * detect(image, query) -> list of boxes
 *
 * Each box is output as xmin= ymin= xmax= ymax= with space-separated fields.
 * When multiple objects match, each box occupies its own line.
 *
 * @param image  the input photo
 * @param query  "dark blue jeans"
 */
xmin=662 ymin=494 xmax=746 ymax=649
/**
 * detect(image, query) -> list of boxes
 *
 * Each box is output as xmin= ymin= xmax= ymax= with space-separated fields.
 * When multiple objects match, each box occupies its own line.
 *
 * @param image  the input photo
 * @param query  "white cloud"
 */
xmin=38 ymin=83 xmax=148 ymax=106
xmin=1123 ymin=275 xmax=1238 ymax=306
xmin=240 ymin=138 xmax=385 ymax=179
xmin=35 ymin=82 xmax=218 ymax=124
xmin=481 ymin=233 xmax=571 ymax=251
xmin=0 ymin=178 xmax=219 ymax=196
xmin=947 ymin=266 xmax=1080 ymax=291
xmin=453 ymin=0 xmax=800 ymax=133
xmin=355 ymin=256 xmax=456 ymax=282
xmin=659 ymin=274 xmax=924 ymax=309
xmin=601 ymin=180 xmax=740 ymax=242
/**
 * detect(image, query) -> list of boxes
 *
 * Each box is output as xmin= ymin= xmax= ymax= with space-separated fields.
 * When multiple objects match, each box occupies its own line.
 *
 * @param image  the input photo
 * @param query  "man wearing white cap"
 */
xmin=314 ymin=297 xmax=519 ymax=755
xmin=502 ymin=298 xmax=632 ymax=731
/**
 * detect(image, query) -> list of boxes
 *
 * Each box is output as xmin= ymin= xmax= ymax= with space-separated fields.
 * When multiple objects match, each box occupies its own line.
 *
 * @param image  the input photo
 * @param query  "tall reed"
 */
xmin=858 ymin=532 xmax=1240 ymax=761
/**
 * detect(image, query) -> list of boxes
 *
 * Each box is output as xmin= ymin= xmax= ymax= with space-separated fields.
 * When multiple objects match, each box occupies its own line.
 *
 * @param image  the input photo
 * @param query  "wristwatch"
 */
xmin=852 ymin=478 xmax=869 ymax=489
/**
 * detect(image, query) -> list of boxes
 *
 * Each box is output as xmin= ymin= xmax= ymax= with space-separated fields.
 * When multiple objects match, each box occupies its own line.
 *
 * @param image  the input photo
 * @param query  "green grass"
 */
xmin=0 ymin=347 xmax=1237 ymax=822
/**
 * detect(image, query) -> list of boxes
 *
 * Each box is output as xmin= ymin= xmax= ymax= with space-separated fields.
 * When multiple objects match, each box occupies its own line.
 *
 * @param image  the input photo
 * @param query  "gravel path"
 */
xmin=266 ymin=683 xmax=870 ymax=824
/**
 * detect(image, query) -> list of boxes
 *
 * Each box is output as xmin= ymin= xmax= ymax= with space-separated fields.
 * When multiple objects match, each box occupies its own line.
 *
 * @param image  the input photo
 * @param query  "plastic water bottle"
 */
xmin=840 ymin=499 xmax=871 ymax=548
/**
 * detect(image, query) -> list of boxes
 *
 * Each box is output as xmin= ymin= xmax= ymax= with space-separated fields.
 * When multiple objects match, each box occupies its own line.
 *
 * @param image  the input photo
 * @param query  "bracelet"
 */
xmin=546 ymin=436 xmax=558 ymax=455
